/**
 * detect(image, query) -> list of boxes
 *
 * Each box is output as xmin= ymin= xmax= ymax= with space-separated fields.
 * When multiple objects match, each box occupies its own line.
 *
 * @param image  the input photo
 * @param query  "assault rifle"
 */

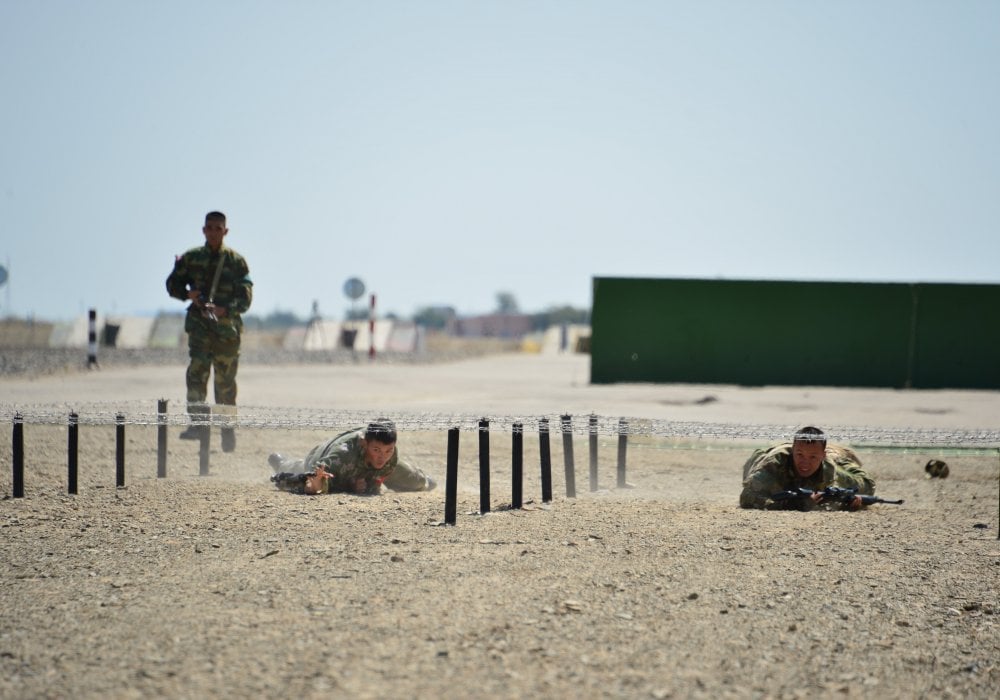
xmin=196 ymin=293 xmax=219 ymax=323
xmin=272 ymin=466 xmax=334 ymax=495
xmin=771 ymin=486 xmax=904 ymax=509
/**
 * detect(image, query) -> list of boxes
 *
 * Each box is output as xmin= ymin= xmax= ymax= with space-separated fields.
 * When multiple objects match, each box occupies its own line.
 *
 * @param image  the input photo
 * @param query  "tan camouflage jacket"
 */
xmin=739 ymin=442 xmax=875 ymax=510
xmin=303 ymin=428 xmax=398 ymax=495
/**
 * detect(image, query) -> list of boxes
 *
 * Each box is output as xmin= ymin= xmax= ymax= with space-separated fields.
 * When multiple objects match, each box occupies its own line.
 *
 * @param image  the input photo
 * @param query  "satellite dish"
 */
xmin=0 ymin=265 xmax=7 ymax=287
xmin=343 ymin=277 xmax=365 ymax=301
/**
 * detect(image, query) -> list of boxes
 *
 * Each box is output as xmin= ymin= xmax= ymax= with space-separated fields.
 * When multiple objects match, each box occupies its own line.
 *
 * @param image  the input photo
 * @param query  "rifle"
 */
xmin=771 ymin=486 xmax=904 ymax=509
xmin=196 ymin=293 xmax=219 ymax=323
xmin=271 ymin=466 xmax=334 ymax=495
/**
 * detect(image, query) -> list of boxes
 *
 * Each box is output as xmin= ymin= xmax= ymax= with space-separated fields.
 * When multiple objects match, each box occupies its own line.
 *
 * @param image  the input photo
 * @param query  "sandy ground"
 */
xmin=1 ymin=353 xmax=998 ymax=699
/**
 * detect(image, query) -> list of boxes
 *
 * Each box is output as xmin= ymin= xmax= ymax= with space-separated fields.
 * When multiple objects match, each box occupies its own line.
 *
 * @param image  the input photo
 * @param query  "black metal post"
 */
xmin=561 ymin=414 xmax=576 ymax=498
xmin=478 ymin=418 xmax=491 ymax=514
xmin=68 ymin=412 xmax=79 ymax=495
xmin=589 ymin=414 xmax=599 ymax=492
xmin=539 ymin=418 xmax=552 ymax=503
xmin=512 ymin=423 xmax=523 ymax=509
xmin=13 ymin=413 xmax=24 ymax=498
xmin=617 ymin=418 xmax=628 ymax=488
xmin=115 ymin=413 xmax=126 ymax=488
xmin=445 ymin=427 xmax=459 ymax=525
xmin=198 ymin=423 xmax=210 ymax=476
xmin=157 ymin=399 xmax=168 ymax=478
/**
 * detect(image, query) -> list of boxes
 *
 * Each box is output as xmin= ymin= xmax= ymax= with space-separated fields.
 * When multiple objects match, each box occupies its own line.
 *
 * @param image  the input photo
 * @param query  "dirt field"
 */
xmin=1 ymin=353 xmax=997 ymax=699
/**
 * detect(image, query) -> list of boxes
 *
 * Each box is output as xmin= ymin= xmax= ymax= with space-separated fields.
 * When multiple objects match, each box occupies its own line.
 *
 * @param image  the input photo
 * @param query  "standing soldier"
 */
xmin=166 ymin=211 xmax=253 ymax=452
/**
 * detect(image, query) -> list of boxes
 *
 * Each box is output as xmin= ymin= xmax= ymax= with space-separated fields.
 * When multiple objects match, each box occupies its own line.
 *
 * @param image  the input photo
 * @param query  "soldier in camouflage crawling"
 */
xmin=740 ymin=426 xmax=876 ymax=510
xmin=165 ymin=211 xmax=253 ymax=452
xmin=270 ymin=419 xmax=436 ymax=495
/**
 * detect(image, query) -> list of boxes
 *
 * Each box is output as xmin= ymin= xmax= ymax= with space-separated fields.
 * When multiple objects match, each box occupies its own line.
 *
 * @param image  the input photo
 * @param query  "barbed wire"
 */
xmin=2 ymin=400 xmax=998 ymax=448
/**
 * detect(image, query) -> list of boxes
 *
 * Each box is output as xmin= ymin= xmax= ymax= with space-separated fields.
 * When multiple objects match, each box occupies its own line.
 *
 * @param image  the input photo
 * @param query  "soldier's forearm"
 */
xmin=739 ymin=489 xmax=768 ymax=509
xmin=234 ymin=289 xmax=252 ymax=314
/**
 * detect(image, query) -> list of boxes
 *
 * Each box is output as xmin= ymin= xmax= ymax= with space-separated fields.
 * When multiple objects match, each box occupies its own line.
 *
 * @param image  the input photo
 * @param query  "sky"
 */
xmin=2 ymin=1 xmax=998 ymax=323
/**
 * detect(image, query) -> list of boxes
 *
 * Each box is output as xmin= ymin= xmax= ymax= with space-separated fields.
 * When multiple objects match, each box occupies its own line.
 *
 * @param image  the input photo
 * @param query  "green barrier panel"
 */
xmin=911 ymin=283 xmax=1000 ymax=389
xmin=591 ymin=277 xmax=1000 ymax=389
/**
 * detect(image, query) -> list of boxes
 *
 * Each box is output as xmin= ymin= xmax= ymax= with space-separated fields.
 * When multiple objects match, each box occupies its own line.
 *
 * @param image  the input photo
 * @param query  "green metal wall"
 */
xmin=590 ymin=277 xmax=1000 ymax=389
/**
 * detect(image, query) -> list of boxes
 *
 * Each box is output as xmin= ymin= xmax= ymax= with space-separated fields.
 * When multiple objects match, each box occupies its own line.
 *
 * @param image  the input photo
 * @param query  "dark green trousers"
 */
xmin=186 ymin=330 xmax=241 ymax=414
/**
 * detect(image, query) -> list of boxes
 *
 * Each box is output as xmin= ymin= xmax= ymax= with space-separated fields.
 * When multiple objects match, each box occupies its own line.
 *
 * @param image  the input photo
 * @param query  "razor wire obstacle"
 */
xmin=6 ymin=399 xmax=998 ymax=446
xmin=3 ymin=399 xmax=999 ymax=536
xmin=6 ymin=398 xmax=1000 ymax=452
xmin=4 ymin=401 xmax=642 ymax=517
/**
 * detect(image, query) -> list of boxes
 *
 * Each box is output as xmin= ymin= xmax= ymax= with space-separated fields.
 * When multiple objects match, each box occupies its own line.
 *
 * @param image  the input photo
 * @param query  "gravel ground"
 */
xmin=1 ymin=353 xmax=998 ymax=699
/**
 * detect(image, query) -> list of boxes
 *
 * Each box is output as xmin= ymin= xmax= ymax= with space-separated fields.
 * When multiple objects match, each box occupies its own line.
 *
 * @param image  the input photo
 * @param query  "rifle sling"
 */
xmin=207 ymin=250 xmax=226 ymax=304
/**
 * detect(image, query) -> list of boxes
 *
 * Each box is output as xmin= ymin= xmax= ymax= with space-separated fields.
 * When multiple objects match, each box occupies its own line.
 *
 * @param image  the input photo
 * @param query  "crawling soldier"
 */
xmin=739 ymin=425 xmax=876 ymax=510
xmin=269 ymin=419 xmax=436 ymax=495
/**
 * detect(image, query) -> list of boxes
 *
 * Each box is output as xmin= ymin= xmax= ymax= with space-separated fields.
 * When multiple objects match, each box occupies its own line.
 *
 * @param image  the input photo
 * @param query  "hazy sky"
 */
xmin=2 ymin=1 xmax=997 ymax=322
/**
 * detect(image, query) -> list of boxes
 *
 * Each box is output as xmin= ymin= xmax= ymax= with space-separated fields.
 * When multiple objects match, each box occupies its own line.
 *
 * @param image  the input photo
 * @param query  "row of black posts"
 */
xmin=10 ymin=411 xmax=129 ymax=496
xmin=11 ymin=408 xmax=1000 ymax=539
xmin=11 ymin=405 xmax=627 ymax=517
xmin=8 ymin=399 xmax=213 ymax=497
xmin=443 ymin=415 xmax=631 ymax=525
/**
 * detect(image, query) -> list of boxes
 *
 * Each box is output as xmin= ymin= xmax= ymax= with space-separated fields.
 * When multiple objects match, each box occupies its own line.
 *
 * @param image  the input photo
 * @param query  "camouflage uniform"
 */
xmin=165 ymin=244 xmax=252 ymax=415
xmin=271 ymin=428 xmax=433 ymax=495
xmin=739 ymin=442 xmax=875 ymax=510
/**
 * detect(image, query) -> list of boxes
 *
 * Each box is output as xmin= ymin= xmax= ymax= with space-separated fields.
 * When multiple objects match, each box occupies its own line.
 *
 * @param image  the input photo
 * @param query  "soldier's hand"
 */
xmin=213 ymin=306 xmax=228 ymax=318
xmin=187 ymin=289 xmax=201 ymax=302
xmin=848 ymin=495 xmax=863 ymax=510
xmin=304 ymin=468 xmax=331 ymax=494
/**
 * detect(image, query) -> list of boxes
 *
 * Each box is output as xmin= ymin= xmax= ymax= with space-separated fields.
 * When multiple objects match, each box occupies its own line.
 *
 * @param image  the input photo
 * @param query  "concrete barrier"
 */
xmin=0 ymin=319 xmax=55 ymax=348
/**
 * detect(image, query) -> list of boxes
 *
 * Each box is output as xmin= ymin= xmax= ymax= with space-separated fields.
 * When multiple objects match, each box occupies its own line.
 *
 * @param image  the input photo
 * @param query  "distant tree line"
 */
xmin=245 ymin=292 xmax=589 ymax=332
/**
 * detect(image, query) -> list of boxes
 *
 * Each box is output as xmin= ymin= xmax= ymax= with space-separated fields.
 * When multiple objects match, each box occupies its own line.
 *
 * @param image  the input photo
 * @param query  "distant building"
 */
xmin=450 ymin=313 xmax=533 ymax=339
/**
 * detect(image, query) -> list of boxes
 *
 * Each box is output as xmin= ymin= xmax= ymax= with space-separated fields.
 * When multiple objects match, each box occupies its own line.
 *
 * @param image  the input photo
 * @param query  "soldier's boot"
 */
xmin=179 ymin=424 xmax=208 ymax=440
xmin=181 ymin=403 xmax=211 ymax=440
xmin=221 ymin=427 xmax=236 ymax=453
xmin=268 ymin=453 xmax=285 ymax=472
